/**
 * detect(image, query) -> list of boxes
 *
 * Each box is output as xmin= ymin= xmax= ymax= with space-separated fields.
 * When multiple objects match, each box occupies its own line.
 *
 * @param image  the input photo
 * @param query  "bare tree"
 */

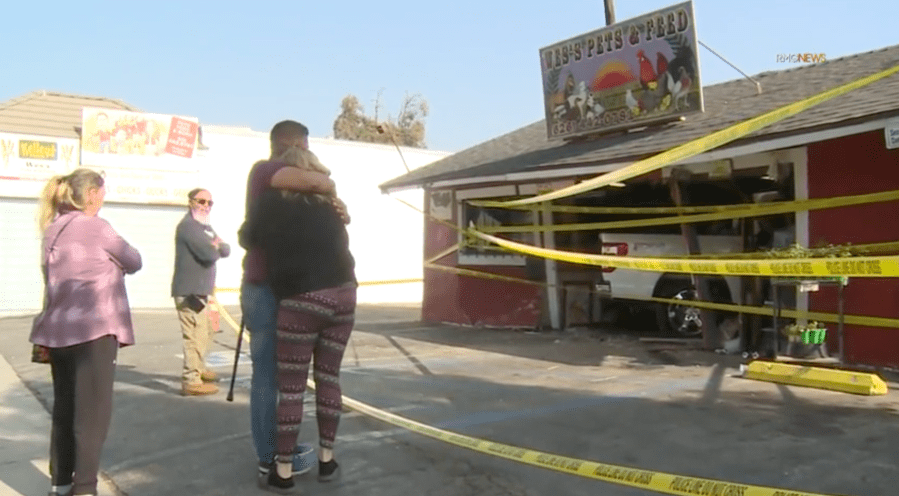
xmin=333 ymin=92 xmax=428 ymax=148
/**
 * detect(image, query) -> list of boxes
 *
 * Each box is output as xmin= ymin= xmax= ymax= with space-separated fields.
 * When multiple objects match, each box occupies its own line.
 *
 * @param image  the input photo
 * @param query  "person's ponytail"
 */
xmin=38 ymin=175 xmax=67 ymax=231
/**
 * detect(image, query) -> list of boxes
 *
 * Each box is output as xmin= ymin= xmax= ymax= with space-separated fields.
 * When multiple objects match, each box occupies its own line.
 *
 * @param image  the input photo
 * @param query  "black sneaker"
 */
xmin=260 ymin=470 xmax=296 ymax=494
xmin=318 ymin=459 xmax=340 ymax=482
xmin=257 ymin=460 xmax=273 ymax=487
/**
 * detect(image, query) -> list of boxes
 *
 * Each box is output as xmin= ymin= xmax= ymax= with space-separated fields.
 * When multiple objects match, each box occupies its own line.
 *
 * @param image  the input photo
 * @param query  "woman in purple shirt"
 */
xmin=30 ymin=168 xmax=142 ymax=496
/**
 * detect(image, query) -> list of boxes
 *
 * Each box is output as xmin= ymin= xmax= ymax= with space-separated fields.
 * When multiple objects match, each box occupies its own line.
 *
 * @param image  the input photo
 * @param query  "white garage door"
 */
xmin=0 ymin=199 xmax=187 ymax=315
xmin=100 ymin=203 xmax=187 ymax=309
xmin=0 ymin=198 xmax=44 ymax=316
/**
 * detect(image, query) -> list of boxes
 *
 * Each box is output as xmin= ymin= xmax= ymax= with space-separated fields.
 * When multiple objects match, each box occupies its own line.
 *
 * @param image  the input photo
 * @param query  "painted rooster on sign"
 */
xmin=662 ymin=36 xmax=696 ymax=110
xmin=632 ymin=36 xmax=696 ymax=115
xmin=636 ymin=50 xmax=658 ymax=91
xmin=666 ymin=66 xmax=693 ymax=111
xmin=635 ymin=49 xmax=671 ymax=113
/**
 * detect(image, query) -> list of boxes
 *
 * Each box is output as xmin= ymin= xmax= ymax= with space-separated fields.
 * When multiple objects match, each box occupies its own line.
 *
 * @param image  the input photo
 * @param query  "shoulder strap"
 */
xmin=47 ymin=214 xmax=79 ymax=252
xmin=36 ymin=213 xmax=79 ymax=314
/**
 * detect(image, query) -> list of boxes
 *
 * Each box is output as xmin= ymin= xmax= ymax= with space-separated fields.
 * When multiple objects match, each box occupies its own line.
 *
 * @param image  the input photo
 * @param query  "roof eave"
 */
xmin=383 ymin=111 xmax=899 ymax=193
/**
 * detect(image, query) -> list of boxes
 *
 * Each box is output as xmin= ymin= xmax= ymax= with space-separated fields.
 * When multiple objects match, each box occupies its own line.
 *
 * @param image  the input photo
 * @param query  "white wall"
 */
xmin=199 ymin=126 xmax=451 ymax=305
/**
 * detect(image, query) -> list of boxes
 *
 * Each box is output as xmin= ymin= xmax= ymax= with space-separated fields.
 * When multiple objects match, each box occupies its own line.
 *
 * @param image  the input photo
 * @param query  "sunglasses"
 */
xmin=193 ymin=198 xmax=214 ymax=206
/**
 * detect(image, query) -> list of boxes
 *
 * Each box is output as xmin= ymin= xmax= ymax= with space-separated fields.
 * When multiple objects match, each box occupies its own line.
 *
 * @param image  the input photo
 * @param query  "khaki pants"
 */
xmin=175 ymin=296 xmax=213 ymax=385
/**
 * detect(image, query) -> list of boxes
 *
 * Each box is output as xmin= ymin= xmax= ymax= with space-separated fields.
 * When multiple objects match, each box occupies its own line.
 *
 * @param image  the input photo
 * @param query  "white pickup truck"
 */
xmin=599 ymin=232 xmax=744 ymax=336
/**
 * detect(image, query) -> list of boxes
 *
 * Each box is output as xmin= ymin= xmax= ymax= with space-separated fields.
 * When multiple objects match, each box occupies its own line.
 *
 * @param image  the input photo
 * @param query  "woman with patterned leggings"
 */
xmin=246 ymin=146 xmax=356 ymax=494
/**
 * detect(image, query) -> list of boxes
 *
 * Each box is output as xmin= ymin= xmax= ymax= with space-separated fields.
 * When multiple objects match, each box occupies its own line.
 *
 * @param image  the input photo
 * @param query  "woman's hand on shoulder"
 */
xmin=331 ymin=197 xmax=350 ymax=225
xmin=271 ymin=168 xmax=336 ymax=194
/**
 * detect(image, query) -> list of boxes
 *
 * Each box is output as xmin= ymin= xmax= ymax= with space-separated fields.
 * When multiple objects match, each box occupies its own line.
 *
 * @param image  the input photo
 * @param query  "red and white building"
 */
xmin=381 ymin=44 xmax=899 ymax=369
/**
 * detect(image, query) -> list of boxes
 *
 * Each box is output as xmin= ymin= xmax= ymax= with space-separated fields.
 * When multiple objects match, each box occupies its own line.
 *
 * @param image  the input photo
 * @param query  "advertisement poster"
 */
xmin=540 ymin=1 xmax=703 ymax=140
xmin=80 ymin=107 xmax=201 ymax=205
xmin=81 ymin=107 xmax=199 ymax=169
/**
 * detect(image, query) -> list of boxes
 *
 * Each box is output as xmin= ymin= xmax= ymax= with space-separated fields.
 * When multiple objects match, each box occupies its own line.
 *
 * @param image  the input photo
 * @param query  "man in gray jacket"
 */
xmin=172 ymin=188 xmax=230 ymax=396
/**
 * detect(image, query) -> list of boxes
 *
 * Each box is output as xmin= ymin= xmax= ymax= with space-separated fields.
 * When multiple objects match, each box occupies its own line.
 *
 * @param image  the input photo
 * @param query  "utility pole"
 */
xmin=604 ymin=0 xmax=616 ymax=25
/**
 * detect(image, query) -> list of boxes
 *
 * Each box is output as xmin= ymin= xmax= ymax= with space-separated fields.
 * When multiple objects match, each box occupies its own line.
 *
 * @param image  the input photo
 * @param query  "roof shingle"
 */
xmin=381 ymin=44 xmax=899 ymax=192
xmin=0 ymin=91 xmax=140 ymax=139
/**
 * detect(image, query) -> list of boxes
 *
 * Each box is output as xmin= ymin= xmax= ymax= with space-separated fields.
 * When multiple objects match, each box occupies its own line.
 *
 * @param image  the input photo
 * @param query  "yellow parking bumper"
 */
xmin=744 ymin=361 xmax=888 ymax=395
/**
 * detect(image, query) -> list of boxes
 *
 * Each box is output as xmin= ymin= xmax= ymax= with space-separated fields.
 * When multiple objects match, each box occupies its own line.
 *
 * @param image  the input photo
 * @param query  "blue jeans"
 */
xmin=241 ymin=282 xmax=314 ymax=467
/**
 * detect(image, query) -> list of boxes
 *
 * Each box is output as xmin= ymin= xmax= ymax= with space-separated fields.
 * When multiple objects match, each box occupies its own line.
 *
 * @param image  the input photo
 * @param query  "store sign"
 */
xmin=19 ymin=140 xmax=58 ymax=160
xmin=540 ymin=1 xmax=703 ymax=140
xmin=429 ymin=190 xmax=454 ymax=220
xmin=885 ymin=119 xmax=899 ymax=149
xmin=0 ymin=132 xmax=79 ymax=198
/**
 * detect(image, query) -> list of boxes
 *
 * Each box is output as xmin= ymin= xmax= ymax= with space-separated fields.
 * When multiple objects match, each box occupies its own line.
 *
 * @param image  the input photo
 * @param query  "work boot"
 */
xmin=201 ymin=370 xmax=219 ymax=382
xmin=182 ymin=382 xmax=219 ymax=396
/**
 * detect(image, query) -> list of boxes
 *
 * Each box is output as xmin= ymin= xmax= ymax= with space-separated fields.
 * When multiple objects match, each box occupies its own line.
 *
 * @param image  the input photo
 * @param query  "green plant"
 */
xmin=783 ymin=321 xmax=827 ymax=344
xmin=783 ymin=320 xmax=824 ymax=336
xmin=765 ymin=242 xmax=854 ymax=259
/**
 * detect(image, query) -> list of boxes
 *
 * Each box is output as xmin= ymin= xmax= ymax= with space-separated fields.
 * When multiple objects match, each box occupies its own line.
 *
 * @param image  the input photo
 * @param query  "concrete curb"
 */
xmin=0 ymin=354 xmax=118 ymax=496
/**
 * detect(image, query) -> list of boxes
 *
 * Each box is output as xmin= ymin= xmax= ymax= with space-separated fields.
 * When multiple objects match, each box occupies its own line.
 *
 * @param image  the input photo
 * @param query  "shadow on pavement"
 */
xmin=4 ymin=308 xmax=899 ymax=495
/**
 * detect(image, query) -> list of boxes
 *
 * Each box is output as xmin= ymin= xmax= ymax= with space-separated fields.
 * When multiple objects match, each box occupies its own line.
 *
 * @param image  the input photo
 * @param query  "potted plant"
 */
xmin=784 ymin=321 xmax=827 ymax=344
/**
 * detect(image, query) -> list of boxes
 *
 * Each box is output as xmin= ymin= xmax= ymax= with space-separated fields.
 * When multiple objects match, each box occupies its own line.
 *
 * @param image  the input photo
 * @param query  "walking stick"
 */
xmin=226 ymin=318 xmax=245 ymax=402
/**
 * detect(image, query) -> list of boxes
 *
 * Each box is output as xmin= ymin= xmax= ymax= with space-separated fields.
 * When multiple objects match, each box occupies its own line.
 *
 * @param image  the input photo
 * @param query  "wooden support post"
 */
xmin=542 ymin=202 xmax=562 ymax=330
xmin=746 ymin=217 xmax=765 ymax=354
xmin=669 ymin=170 xmax=723 ymax=350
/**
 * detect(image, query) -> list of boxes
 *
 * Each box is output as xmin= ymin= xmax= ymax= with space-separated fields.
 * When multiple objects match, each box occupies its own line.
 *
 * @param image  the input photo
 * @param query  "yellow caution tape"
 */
xmin=744 ymin=361 xmax=888 ymax=395
xmin=353 ymin=197 xmax=899 ymax=327
xmin=478 ymin=190 xmax=899 ymax=233
xmin=425 ymin=262 xmax=899 ymax=329
xmin=425 ymin=243 xmax=460 ymax=264
xmin=426 ymin=262 xmax=546 ymax=287
xmin=471 ymin=201 xmax=751 ymax=214
xmin=469 ymin=229 xmax=899 ymax=278
xmin=212 ymin=296 xmax=246 ymax=341
xmin=212 ymin=296 xmax=843 ymax=495
xmin=489 ymin=63 xmax=899 ymax=207
xmin=472 ymin=189 xmax=899 ymax=217
xmin=679 ymin=241 xmax=899 ymax=260
xmin=215 ymin=277 xmax=423 ymax=296
xmin=405 ymin=186 xmax=899 ymax=262
xmin=358 ymin=278 xmax=423 ymax=286
xmin=342 ymin=392 xmax=840 ymax=496
xmin=472 ymin=200 xmax=732 ymax=214
xmin=645 ymin=295 xmax=899 ymax=329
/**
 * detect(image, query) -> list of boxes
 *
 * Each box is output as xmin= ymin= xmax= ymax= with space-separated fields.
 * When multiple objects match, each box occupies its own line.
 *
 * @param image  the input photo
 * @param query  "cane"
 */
xmin=226 ymin=318 xmax=245 ymax=402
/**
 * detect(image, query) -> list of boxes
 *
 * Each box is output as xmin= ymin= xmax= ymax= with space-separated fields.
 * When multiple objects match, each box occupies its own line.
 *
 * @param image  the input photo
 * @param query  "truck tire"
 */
xmin=654 ymin=277 xmax=733 ymax=337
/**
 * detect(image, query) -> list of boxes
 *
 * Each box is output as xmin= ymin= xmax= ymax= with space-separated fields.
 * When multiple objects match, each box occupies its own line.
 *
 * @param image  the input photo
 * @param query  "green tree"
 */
xmin=332 ymin=92 xmax=429 ymax=148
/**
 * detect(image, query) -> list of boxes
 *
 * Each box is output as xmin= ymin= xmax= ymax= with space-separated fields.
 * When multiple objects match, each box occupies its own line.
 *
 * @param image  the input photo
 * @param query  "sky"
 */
xmin=2 ymin=0 xmax=897 ymax=153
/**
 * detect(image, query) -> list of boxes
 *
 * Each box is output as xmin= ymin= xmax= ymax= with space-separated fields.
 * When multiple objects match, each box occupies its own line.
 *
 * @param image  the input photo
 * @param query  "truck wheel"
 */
xmin=655 ymin=281 xmax=702 ymax=337
xmin=654 ymin=278 xmax=733 ymax=337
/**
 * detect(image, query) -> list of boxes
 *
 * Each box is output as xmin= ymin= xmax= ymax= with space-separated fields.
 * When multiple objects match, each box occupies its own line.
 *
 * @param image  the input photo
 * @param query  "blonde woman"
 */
xmin=30 ymin=168 xmax=142 ymax=496
xmin=275 ymin=145 xmax=349 ymax=219
xmin=277 ymin=143 xmax=331 ymax=175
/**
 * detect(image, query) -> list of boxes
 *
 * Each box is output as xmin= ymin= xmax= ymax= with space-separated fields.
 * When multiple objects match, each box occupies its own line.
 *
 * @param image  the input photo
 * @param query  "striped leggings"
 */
xmin=275 ymin=284 xmax=356 ymax=462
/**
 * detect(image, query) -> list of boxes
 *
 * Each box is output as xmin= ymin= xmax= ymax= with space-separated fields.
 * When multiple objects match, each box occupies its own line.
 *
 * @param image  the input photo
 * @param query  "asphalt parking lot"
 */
xmin=2 ymin=303 xmax=898 ymax=496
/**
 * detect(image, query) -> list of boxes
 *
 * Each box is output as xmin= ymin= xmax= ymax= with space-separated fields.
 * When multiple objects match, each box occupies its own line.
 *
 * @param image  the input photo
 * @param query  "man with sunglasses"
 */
xmin=172 ymin=188 xmax=231 ymax=396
